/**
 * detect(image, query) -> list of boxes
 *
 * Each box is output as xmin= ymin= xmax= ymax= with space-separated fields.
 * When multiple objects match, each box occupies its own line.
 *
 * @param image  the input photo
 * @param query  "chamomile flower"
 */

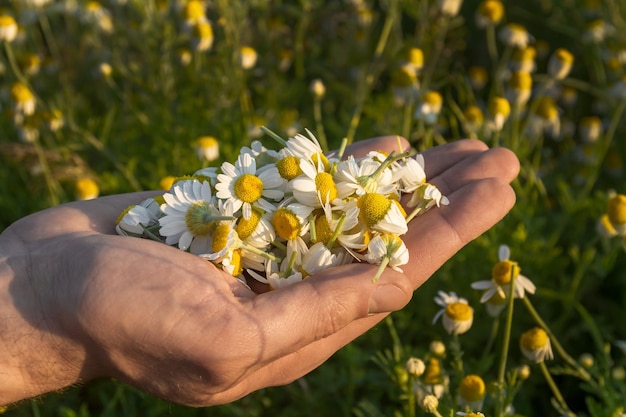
xmin=526 ymin=96 xmax=561 ymax=139
xmin=437 ymin=0 xmax=462 ymax=17
xmin=510 ymin=46 xmax=536 ymax=73
xmin=334 ymin=153 xmax=397 ymax=197
xmin=195 ymin=135 xmax=219 ymax=162
xmin=499 ymin=23 xmax=533 ymax=49
xmin=391 ymin=64 xmax=420 ymax=106
xmin=215 ymin=152 xmax=285 ymax=220
xmin=468 ymin=66 xmax=488 ymax=90
xmin=159 ymin=178 xmax=224 ymax=253
xmin=285 ymin=129 xmax=330 ymax=165
xmin=462 ymin=105 xmax=484 ymax=135
xmin=548 ymin=48 xmax=574 ymax=80
xmin=271 ymin=199 xmax=314 ymax=264
xmin=520 ymin=327 xmax=553 ymax=363
xmin=310 ymin=78 xmax=326 ymax=98
xmin=475 ymin=0 xmax=504 ymax=28
xmin=80 ymin=1 xmax=113 ymax=33
xmin=301 ymin=242 xmax=352 ymax=278
xmin=191 ymin=20 xmax=214 ymax=52
xmin=357 ymin=192 xmax=408 ymax=235
xmin=471 ymin=245 xmax=536 ymax=302
xmin=181 ymin=0 xmax=207 ymax=27
xmin=414 ymin=90 xmax=443 ymax=125
xmin=116 ymin=197 xmax=162 ymax=237
xmin=432 ymin=291 xmax=474 ymax=335
xmin=419 ymin=357 xmax=446 ymax=399
xmin=578 ymin=116 xmax=603 ymax=143
xmin=406 ymin=357 xmax=426 ymax=377
xmin=406 ymin=183 xmax=449 ymax=222
xmin=396 ymin=155 xmax=427 ymax=193
xmin=75 ymin=177 xmax=99 ymax=200
xmin=240 ymin=46 xmax=258 ymax=70
xmin=235 ymin=207 xmax=275 ymax=250
xmin=314 ymin=202 xmax=365 ymax=254
xmin=606 ymin=191 xmax=626 ymax=235
xmin=506 ymin=71 xmax=533 ymax=107
xmin=365 ymin=233 xmax=409 ymax=281
xmin=11 ymin=82 xmax=36 ymax=123
xmin=0 ymin=13 xmax=18 ymax=43
xmin=597 ymin=213 xmax=619 ymax=239
xmin=458 ymin=374 xmax=486 ymax=410
xmin=291 ymin=156 xmax=340 ymax=207
xmin=487 ymin=96 xmax=511 ymax=131
xmin=249 ymin=256 xmax=304 ymax=289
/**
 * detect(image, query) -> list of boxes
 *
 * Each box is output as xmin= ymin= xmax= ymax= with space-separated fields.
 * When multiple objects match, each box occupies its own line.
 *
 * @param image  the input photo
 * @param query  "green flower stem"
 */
xmin=261 ymin=126 xmax=288 ymax=147
xmin=326 ymin=213 xmax=346 ymax=249
xmin=242 ymin=241 xmax=282 ymax=263
xmin=345 ymin=0 xmax=397 ymax=146
xmin=522 ymin=297 xmax=591 ymax=382
xmin=538 ymin=361 xmax=575 ymax=417
xmin=486 ymin=25 xmax=499 ymax=65
xmin=495 ymin=272 xmax=516 ymax=417
xmin=372 ymin=256 xmax=390 ymax=283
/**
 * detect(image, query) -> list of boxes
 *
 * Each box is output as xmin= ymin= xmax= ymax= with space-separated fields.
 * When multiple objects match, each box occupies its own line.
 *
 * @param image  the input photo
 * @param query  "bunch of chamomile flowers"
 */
xmin=115 ymin=130 xmax=448 ymax=288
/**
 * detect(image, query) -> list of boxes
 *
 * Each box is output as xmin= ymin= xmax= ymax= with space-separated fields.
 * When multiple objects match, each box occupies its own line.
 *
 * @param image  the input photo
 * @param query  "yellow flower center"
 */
xmin=489 ymin=97 xmax=511 ymax=117
xmin=229 ymin=249 xmax=244 ymax=277
xmin=520 ymin=327 xmax=549 ymax=350
xmin=315 ymin=172 xmax=337 ymax=204
xmin=86 ymin=1 xmax=102 ymax=11
xmin=116 ymin=205 xmax=135 ymax=225
xmin=423 ymin=91 xmax=443 ymax=107
xmin=509 ymin=71 xmax=533 ymax=91
xmin=458 ymin=374 xmax=486 ymax=402
xmin=406 ymin=47 xmax=424 ymax=67
xmin=444 ymin=302 xmax=473 ymax=321
xmin=512 ymin=46 xmax=536 ymax=63
xmin=535 ymin=96 xmax=558 ymax=120
xmin=193 ymin=21 xmax=213 ymax=39
xmin=272 ymin=208 xmax=301 ymax=240
xmin=422 ymin=358 xmax=442 ymax=385
xmin=311 ymin=152 xmax=330 ymax=172
xmin=607 ymin=194 xmax=626 ymax=225
xmin=197 ymin=135 xmax=217 ymax=149
xmin=212 ymin=223 xmax=232 ymax=252
xmin=185 ymin=202 xmax=216 ymax=236
xmin=234 ymin=173 xmax=263 ymax=203
xmin=236 ymin=209 xmax=262 ymax=240
xmin=314 ymin=214 xmax=334 ymax=246
xmin=492 ymin=260 xmax=520 ymax=285
xmin=76 ymin=178 xmax=99 ymax=200
xmin=464 ymin=105 xmax=484 ymax=123
xmin=358 ymin=193 xmax=392 ymax=228
xmin=554 ymin=48 xmax=574 ymax=64
xmin=11 ymin=82 xmax=34 ymax=104
xmin=478 ymin=0 xmax=504 ymax=23
xmin=183 ymin=0 xmax=205 ymax=21
xmin=160 ymin=176 xmax=176 ymax=190
xmin=276 ymin=156 xmax=302 ymax=180
xmin=0 ymin=15 xmax=17 ymax=28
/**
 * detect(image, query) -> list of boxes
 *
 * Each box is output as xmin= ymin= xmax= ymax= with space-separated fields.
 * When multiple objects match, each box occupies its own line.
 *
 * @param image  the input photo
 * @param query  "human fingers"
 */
xmin=201 ymin=177 xmax=516 ymax=403
xmin=341 ymin=135 xmax=410 ymax=159
xmin=426 ymin=145 xmax=520 ymax=195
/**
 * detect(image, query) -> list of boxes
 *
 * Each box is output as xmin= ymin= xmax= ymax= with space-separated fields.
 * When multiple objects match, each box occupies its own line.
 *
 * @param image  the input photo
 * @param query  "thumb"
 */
xmin=250 ymin=262 xmax=413 ymax=361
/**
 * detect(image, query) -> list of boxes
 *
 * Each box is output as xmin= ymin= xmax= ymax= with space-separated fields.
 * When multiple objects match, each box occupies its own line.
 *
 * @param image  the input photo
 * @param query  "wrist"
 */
xmin=0 ymin=226 xmax=89 ymax=405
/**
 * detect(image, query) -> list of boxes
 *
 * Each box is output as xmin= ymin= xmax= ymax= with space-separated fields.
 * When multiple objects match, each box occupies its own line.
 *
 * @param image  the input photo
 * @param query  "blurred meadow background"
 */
xmin=2 ymin=0 xmax=626 ymax=416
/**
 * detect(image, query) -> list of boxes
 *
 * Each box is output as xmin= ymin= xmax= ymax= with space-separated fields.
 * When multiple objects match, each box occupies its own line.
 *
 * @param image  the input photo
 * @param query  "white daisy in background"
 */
xmin=116 ymin=197 xmax=162 ymax=237
xmin=499 ymin=23 xmax=533 ymax=49
xmin=195 ymin=135 xmax=219 ymax=162
xmin=457 ymin=374 xmax=486 ymax=411
xmin=432 ymin=291 xmax=474 ymax=335
xmin=159 ymin=178 xmax=227 ymax=253
xmin=0 ymin=13 xmax=19 ymax=43
xmin=215 ymin=152 xmax=285 ymax=220
xmin=471 ymin=244 xmax=536 ymax=302
xmin=520 ymin=327 xmax=554 ymax=363
xmin=414 ymin=90 xmax=443 ymax=125
xmin=365 ymin=233 xmax=409 ymax=282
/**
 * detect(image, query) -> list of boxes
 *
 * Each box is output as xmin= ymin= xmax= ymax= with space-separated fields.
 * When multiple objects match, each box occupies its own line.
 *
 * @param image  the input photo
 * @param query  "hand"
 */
xmin=0 ymin=136 xmax=519 ymax=407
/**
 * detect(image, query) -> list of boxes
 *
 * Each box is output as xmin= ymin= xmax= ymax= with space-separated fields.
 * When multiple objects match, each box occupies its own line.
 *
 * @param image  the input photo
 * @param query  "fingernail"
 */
xmin=368 ymin=285 xmax=404 ymax=315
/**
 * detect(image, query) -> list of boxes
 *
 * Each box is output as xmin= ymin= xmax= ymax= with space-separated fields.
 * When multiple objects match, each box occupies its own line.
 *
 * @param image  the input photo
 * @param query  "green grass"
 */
xmin=2 ymin=0 xmax=626 ymax=416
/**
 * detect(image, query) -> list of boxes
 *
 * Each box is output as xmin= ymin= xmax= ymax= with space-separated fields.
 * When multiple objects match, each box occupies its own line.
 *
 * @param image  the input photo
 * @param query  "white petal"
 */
xmin=498 ymin=244 xmax=510 ymax=261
